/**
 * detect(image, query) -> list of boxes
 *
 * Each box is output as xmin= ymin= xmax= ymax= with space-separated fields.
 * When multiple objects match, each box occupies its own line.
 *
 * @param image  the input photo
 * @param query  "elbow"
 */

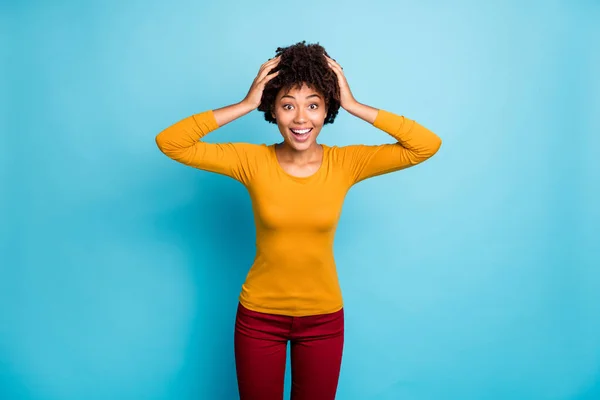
xmin=155 ymin=130 xmax=174 ymax=155
xmin=155 ymin=133 xmax=166 ymax=153
xmin=155 ymin=129 xmax=195 ymax=164
xmin=418 ymin=136 xmax=442 ymax=162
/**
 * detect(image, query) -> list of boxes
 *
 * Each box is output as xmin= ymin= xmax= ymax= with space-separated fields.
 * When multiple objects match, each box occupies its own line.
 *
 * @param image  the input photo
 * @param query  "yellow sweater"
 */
xmin=156 ymin=109 xmax=441 ymax=316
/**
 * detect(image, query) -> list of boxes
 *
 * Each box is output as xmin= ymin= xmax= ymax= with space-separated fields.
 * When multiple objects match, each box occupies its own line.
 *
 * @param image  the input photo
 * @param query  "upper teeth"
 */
xmin=292 ymin=128 xmax=311 ymax=134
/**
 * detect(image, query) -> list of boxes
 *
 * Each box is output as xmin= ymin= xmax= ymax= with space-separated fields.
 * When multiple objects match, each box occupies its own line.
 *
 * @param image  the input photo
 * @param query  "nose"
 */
xmin=294 ymin=108 xmax=307 ymax=124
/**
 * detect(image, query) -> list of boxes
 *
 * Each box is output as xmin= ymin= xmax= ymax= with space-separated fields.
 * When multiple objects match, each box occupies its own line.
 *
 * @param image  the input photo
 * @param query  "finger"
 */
xmin=254 ymin=58 xmax=280 ymax=83
xmin=260 ymin=70 xmax=280 ymax=84
xmin=329 ymin=59 xmax=342 ymax=68
xmin=257 ymin=59 xmax=281 ymax=78
xmin=260 ymin=55 xmax=281 ymax=69
xmin=325 ymin=55 xmax=342 ymax=67
xmin=262 ymin=55 xmax=280 ymax=65
xmin=327 ymin=58 xmax=343 ymax=69
xmin=255 ymin=69 xmax=279 ymax=89
xmin=257 ymin=63 xmax=280 ymax=83
xmin=327 ymin=60 xmax=343 ymax=74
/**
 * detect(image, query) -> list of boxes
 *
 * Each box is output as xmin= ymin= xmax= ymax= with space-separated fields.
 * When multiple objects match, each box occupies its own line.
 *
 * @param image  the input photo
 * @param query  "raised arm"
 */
xmin=155 ymin=105 xmax=252 ymax=181
xmin=155 ymin=56 xmax=281 ymax=183
xmin=325 ymin=54 xmax=442 ymax=185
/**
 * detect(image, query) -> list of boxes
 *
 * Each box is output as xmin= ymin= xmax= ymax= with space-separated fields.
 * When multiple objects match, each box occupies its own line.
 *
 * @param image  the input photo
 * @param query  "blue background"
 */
xmin=2 ymin=0 xmax=599 ymax=399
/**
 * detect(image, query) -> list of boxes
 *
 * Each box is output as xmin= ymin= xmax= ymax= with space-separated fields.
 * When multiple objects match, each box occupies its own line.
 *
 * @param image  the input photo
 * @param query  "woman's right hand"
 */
xmin=242 ymin=56 xmax=281 ymax=110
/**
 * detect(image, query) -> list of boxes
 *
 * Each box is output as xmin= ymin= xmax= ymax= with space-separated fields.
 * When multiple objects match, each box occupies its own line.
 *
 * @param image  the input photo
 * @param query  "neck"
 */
xmin=276 ymin=142 xmax=322 ymax=164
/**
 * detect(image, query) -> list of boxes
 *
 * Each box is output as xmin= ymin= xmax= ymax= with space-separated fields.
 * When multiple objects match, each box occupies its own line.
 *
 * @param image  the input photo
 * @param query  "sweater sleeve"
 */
xmin=155 ymin=110 xmax=257 ymax=185
xmin=340 ymin=109 xmax=442 ymax=185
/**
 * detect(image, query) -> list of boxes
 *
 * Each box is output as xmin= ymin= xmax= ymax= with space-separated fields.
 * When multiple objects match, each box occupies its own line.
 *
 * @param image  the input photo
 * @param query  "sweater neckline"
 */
xmin=270 ymin=144 xmax=328 ymax=182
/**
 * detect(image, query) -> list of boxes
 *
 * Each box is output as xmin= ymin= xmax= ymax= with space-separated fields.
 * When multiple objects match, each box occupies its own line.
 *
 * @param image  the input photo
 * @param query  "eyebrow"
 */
xmin=280 ymin=94 xmax=322 ymax=100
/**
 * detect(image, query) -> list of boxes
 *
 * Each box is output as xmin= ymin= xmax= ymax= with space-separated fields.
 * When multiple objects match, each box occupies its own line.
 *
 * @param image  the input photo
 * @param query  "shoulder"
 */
xmin=325 ymin=143 xmax=375 ymax=163
xmin=227 ymin=142 xmax=272 ymax=158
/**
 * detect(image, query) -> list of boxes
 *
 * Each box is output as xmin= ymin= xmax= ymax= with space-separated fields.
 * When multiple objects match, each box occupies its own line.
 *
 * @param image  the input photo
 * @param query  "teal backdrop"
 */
xmin=2 ymin=0 xmax=599 ymax=399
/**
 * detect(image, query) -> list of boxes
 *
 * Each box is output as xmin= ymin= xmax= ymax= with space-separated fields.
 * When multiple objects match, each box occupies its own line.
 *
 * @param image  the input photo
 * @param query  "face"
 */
xmin=271 ymin=83 xmax=328 ymax=152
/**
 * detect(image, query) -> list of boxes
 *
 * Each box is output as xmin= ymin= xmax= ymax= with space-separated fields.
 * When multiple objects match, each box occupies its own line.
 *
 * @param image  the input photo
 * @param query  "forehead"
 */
xmin=277 ymin=83 xmax=323 ymax=99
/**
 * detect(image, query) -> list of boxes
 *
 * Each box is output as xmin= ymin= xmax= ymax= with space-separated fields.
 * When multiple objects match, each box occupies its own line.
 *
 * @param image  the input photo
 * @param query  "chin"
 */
xmin=287 ymin=137 xmax=315 ymax=150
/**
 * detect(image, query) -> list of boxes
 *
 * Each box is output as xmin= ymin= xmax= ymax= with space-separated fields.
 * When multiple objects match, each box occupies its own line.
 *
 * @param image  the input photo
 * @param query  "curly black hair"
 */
xmin=258 ymin=41 xmax=341 ymax=125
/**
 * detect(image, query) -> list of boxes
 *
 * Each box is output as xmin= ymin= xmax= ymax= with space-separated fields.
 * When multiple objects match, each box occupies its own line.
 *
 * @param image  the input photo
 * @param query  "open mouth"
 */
xmin=290 ymin=128 xmax=313 ymax=142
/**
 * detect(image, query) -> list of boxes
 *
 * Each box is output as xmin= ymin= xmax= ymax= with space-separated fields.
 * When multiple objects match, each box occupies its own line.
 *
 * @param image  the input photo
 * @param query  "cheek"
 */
xmin=278 ymin=117 xmax=292 ymax=130
xmin=312 ymin=113 xmax=326 ymax=127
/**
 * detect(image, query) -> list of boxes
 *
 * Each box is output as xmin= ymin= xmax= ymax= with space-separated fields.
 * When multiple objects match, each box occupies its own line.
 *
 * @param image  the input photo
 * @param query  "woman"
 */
xmin=155 ymin=41 xmax=442 ymax=400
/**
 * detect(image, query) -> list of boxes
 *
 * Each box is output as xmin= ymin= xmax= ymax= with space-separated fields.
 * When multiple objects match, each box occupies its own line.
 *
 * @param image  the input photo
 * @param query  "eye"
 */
xmin=309 ymin=104 xmax=319 ymax=110
xmin=283 ymin=104 xmax=293 ymax=110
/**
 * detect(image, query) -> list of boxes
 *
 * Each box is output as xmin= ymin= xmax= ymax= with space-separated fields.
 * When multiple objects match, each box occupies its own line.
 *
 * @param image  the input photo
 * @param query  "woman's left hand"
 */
xmin=325 ymin=54 xmax=358 ymax=111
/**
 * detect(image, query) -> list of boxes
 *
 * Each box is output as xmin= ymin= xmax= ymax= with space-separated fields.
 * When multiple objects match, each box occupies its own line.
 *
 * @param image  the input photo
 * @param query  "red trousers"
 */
xmin=234 ymin=302 xmax=345 ymax=400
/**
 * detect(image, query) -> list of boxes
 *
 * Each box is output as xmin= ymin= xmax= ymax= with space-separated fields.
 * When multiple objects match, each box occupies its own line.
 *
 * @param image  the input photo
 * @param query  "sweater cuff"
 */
xmin=192 ymin=109 xmax=220 ymax=133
